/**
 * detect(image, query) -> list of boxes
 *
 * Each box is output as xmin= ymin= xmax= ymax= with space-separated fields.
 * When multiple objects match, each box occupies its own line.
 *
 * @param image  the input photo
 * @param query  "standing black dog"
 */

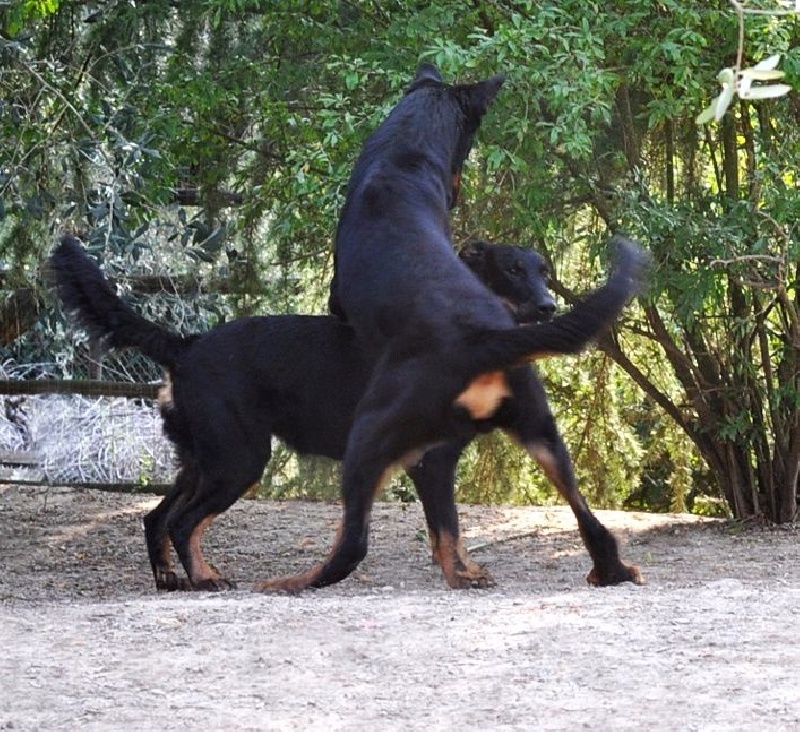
xmin=49 ymin=235 xmax=556 ymax=591
xmin=260 ymin=65 xmax=647 ymax=592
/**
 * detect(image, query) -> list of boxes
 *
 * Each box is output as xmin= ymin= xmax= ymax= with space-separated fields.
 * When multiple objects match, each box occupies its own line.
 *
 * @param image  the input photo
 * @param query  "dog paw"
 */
xmin=252 ymin=566 xmax=323 ymax=593
xmin=444 ymin=566 xmax=497 ymax=590
xmin=252 ymin=577 xmax=310 ymax=594
xmin=155 ymin=571 xmax=193 ymax=592
xmin=586 ymin=562 xmax=644 ymax=587
xmin=192 ymin=577 xmax=236 ymax=591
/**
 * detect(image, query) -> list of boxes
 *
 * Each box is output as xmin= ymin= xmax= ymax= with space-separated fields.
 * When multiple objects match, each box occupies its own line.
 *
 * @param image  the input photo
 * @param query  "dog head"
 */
xmin=460 ymin=240 xmax=556 ymax=325
xmin=394 ymin=64 xmax=505 ymax=209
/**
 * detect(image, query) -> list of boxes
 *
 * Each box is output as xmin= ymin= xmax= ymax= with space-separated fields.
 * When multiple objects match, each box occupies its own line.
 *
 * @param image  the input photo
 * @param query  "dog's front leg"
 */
xmin=498 ymin=367 xmax=643 ymax=587
xmin=526 ymin=434 xmax=643 ymax=587
xmin=407 ymin=441 xmax=495 ymax=589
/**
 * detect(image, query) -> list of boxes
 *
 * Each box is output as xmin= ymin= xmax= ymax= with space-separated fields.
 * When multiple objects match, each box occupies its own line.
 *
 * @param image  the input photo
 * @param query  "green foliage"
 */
xmin=3 ymin=0 xmax=798 ymax=519
xmin=2 ymin=0 xmax=59 ymax=37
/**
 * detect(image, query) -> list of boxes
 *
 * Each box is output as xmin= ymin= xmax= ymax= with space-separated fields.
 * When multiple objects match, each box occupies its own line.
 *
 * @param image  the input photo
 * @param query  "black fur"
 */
xmin=265 ymin=64 xmax=647 ymax=591
xmin=47 ymin=234 xmax=557 ymax=591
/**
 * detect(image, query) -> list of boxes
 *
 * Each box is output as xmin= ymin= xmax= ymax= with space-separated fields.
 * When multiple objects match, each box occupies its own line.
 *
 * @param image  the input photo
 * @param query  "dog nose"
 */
xmin=537 ymin=302 xmax=556 ymax=320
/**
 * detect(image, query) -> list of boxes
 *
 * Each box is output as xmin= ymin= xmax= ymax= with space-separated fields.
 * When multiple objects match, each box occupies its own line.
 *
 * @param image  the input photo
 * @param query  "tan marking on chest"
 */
xmin=454 ymin=371 xmax=511 ymax=419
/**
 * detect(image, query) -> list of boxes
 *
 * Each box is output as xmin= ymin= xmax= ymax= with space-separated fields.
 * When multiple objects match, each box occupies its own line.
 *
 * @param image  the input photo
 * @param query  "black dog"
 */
xmin=259 ymin=64 xmax=647 ymax=592
xmin=48 ymin=235 xmax=556 ymax=591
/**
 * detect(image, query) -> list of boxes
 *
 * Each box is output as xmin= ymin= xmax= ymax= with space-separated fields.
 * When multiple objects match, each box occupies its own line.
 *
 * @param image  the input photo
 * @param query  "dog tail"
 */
xmin=47 ymin=235 xmax=190 ymax=369
xmin=463 ymin=237 xmax=647 ymax=374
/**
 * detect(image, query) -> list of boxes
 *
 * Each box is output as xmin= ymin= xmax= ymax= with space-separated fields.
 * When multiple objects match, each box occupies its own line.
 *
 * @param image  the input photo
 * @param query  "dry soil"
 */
xmin=1 ymin=484 xmax=799 ymax=730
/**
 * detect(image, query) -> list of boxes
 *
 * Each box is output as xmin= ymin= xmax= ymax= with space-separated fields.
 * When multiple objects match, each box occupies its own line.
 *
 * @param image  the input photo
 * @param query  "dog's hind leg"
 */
xmin=255 ymin=371 xmax=435 ymax=592
xmin=254 ymin=446 xmax=389 ymax=592
xmin=407 ymin=441 xmax=495 ymax=589
xmin=168 ymin=454 xmax=267 ymax=591
xmin=143 ymin=465 xmax=196 ymax=591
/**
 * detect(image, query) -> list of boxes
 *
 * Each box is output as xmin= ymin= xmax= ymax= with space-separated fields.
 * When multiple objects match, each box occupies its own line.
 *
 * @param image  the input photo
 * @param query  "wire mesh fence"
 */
xmin=34 ymin=394 xmax=174 ymax=486
xmin=1 ymin=237 xmax=256 ymax=492
xmin=0 ymin=362 xmax=175 ymax=489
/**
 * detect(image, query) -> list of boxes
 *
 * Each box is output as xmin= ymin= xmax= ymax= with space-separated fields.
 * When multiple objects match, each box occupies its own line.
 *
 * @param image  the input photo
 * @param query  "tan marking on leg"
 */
xmin=436 ymin=531 xmax=495 ymax=589
xmin=529 ymin=443 xmax=561 ymax=484
xmin=255 ymin=468 xmax=395 ymax=592
xmin=187 ymin=514 xmax=221 ymax=585
xmin=153 ymin=534 xmax=193 ymax=591
xmin=455 ymin=371 xmax=510 ymax=419
xmin=154 ymin=534 xmax=175 ymax=577
xmin=156 ymin=534 xmax=172 ymax=568
xmin=429 ymin=532 xmax=442 ymax=566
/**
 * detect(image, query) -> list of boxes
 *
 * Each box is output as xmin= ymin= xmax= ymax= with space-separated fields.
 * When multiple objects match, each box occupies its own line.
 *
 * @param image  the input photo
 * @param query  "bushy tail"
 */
xmin=462 ymin=236 xmax=647 ymax=375
xmin=46 ymin=235 xmax=189 ymax=368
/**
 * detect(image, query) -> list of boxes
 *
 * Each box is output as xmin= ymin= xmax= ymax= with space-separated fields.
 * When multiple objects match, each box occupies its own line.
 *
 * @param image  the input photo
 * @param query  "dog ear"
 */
xmin=469 ymin=74 xmax=505 ymax=117
xmin=459 ymin=239 xmax=489 ymax=270
xmin=407 ymin=63 xmax=444 ymax=94
xmin=453 ymin=74 xmax=505 ymax=130
xmin=415 ymin=63 xmax=443 ymax=83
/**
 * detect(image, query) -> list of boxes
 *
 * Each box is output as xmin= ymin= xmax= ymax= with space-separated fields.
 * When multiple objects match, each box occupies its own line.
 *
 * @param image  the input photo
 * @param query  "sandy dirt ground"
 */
xmin=1 ymin=483 xmax=799 ymax=731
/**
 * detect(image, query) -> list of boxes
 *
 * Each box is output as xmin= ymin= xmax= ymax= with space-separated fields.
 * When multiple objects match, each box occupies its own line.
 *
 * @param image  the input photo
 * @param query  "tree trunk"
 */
xmin=0 ymin=289 xmax=39 ymax=345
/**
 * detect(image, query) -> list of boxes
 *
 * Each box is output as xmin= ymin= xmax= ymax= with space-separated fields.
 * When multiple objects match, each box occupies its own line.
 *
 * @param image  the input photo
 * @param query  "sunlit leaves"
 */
xmin=697 ymin=55 xmax=791 ymax=124
xmin=2 ymin=0 xmax=59 ymax=37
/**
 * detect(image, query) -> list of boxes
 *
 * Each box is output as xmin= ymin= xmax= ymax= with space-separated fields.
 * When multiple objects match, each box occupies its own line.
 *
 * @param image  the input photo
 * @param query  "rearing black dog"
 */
xmin=260 ymin=64 xmax=647 ymax=592
xmin=48 ymin=235 xmax=556 ymax=591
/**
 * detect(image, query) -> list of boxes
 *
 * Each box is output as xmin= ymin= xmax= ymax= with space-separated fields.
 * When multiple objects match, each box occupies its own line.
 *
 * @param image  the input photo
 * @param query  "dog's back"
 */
xmin=47 ymin=237 xmax=370 ymax=465
xmin=333 ymin=70 xmax=509 ymax=355
xmin=168 ymin=314 xmax=370 ymax=461
xmin=331 ymin=66 xmax=645 ymax=381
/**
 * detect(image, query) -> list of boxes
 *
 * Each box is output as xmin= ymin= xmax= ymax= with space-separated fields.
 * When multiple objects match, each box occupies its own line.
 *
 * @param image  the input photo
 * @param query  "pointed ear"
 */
xmin=471 ymin=74 xmax=505 ymax=117
xmin=415 ymin=63 xmax=443 ymax=83
xmin=407 ymin=63 xmax=444 ymax=94
xmin=459 ymin=239 xmax=489 ymax=270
